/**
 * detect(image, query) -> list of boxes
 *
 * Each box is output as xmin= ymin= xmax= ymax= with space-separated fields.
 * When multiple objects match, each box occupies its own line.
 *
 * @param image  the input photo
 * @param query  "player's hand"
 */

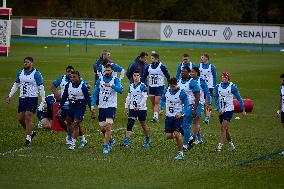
xmin=206 ymin=104 xmax=212 ymax=112
xmin=134 ymin=105 xmax=140 ymax=111
xmin=124 ymin=108 xmax=129 ymax=115
xmin=159 ymin=110 xmax=164 ymax=115
xmin=6 ymin=96 xmax=11 ymax=104
xmin=277 ymin=110 xmax=280 ymax=118
xmin=218 ymin=109 xmax=224 ymax=115
xmin=242 ymin=111 xmax=246 ymax=116
xmin=175 ymin=112 xmax=182 ymax=119
xmin=91 ymin=109 xmax=96 ymax=119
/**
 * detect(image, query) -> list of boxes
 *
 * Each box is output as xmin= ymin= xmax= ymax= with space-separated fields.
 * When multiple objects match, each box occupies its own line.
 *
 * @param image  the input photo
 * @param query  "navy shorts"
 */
xmin=219 ymin=111 xmax=233 ymax=124
xmin=18 ymin=97 xmax=38 ymax=113
xmin=281 ymin=111 xmax=284 ymax=123
xmin=99 ymin=107 xmax=116 ymax=122
xmin=128 ymin=109 xmax=147 ymax=122
xmin=165 ymin=116 xmax=183 ymax=134
xmin=67 ymin=103 xmax=87 ymax=122
xmin=149 ymin=86 xmax=164 ymax=96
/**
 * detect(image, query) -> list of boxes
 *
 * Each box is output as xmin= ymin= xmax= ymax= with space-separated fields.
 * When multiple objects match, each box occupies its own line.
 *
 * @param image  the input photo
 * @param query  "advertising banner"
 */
xmin=161 ymin=23 xmax=280 ymax=44
xmin=21 ymin=19 xmax=119 ymax=39
xmin=0 ymin=8 xmax=12 ymax=56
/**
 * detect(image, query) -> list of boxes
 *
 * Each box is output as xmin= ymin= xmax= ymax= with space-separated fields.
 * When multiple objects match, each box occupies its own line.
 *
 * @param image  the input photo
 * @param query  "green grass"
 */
xmin=0 ymin=41 xmax=284 ymax=189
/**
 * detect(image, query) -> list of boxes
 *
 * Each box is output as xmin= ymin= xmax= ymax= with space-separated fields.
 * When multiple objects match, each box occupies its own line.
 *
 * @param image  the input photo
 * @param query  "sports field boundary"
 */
xmin=11 ymin=37 xmax=284 ymax=51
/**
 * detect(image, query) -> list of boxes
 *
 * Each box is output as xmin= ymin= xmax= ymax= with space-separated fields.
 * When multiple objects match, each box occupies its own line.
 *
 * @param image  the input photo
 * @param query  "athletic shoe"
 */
xmin=79 ymin=139 xmax=88 ymax=149
xmin=187 ymin=139 xmax=195 ymax=151
xmin=120 ymin=138 xmax=129 ymax=147
xmin=183 ymin=145 xmax=189 ymax=152
xmin=102 ymin=145 xmax=110 ymax=154
xmin=108 ymin=138 xmax=115 ymax=149
xmin=228 ymin=142 xmax=236 ymax=151
xmin=216 ymin=143 xmax=223 ymax=152
xmin=279 ymin=151 xmax=284 ymax=155
xmin=196 ymin=133 xmax=203 ymax=144
xmin=151 ymin=118 xmax=159 ymax=123
xmin=143 ymin=138 xmax=150 ymax=148
xmin=31 ymin=131 xmax=37 ymax=140
xmin=37 ymin=121 xmax=43 ymax=128
xmin=68 ymin=139 xmax=76 ymax=150
xmin=174 ymin=152 xmax=184 ymax=160
xmin=24 ymin=139 xmax=31 ymax=146
xmin=204 ymin=116 xmax=210 ymax=124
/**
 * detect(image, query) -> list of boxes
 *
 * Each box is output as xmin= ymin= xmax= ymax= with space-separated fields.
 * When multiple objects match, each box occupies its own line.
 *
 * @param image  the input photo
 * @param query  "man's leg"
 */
xmin=153 ymin=96 xmax=161 ymax=121
xmin=174 ymin=130 xmax=184 ymax=160
xmin=18 ymin=112 xmax=26 ymax=130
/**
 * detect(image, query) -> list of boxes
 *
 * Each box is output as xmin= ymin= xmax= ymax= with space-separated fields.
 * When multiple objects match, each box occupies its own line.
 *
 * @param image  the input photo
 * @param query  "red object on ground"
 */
xmin=233 ymin=99 xmax=253 ymax=113
xmin=52 ymin=102 xmax=64 ymax=131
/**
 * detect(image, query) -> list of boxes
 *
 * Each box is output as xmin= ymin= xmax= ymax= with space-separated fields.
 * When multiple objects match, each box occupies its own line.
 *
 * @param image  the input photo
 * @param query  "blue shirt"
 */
xmin=52 ymin=75 xmax=71 ymax=87
xmin=142 ymin=62 xmax=171 ymax=84
xmin=97 ymin=62 xmax=123 ymax=75
xmin=160 ymin=87 xmax=189 ymax=115
xmin=199 ymin=63 xmax=217 ymax=87
xmin=214 ymin=82 xmax=245 ymax=111
xmin=93 ymin=58 xmax=113 ymax=73
xmin=91 ymin=75 xmax=123 ymax=107
xmin=126 ymin=57 xmax=148 ymax=83
xmin=59 ymin=80 xmax=92 ymax=110
xmin=15 ymin=68 xmax=43 ymax=86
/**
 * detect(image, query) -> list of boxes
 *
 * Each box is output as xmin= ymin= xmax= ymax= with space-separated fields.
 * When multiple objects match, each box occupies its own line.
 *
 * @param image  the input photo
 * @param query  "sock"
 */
xmin=26 ymin=135 xmax=31 ymax=142
xmin=154 ymin=112 xmax=158 ymax=119
xmin=67 ymin=134 xmax=72 ymax=141
xmin=145 ymin=136 xmax=150 ymax=143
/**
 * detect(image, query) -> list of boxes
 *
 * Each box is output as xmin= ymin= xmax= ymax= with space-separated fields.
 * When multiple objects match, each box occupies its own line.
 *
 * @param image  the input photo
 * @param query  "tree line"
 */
xmin=6 ymin=0 xmax=284 ymax=24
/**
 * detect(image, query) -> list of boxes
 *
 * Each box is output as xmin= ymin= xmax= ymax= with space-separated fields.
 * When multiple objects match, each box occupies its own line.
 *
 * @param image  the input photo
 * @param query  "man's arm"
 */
xmin=232 ymin=84 xmax=245 ymax=112
xmin=112 ymin=78 xmax=123 ymax=94
xmin=161 ymin=64 xmax=171 ymax=82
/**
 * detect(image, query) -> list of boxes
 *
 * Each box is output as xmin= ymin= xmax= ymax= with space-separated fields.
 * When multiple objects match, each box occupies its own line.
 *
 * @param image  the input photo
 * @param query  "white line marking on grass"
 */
xmin=0 ymin=147 xmax=30 ymax=156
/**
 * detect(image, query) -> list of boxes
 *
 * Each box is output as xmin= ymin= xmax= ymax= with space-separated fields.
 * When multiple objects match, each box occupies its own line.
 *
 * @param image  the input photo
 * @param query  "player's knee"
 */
xmin=127 ymin=118 xmax=135 ymax=131
xmin=165 ymin=133 xmax=173 ymax=139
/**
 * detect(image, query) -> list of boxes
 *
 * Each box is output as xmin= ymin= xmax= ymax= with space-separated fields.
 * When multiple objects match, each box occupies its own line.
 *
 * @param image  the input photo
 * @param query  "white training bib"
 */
xmin=129 ymin=82 xmax=147 ymax=110
xmin=67 ymin=81 xmax=85 ymax=100
xmin=99 ymin=77 xmax=117 ymax=108
xmin=19 ymin=69 xmax=38 ymax=98
xmin=148 ymin=62 xmax=164 ymax=87
xmin=165 ymin=87 xmax=183 ymax=117
xmin=200 ymin=63 xmax=213 ymax=88
xmin=218 ymin=82 xmax=234 ymax=112
xmin=178 ymin=78 xmax=194 ymax=105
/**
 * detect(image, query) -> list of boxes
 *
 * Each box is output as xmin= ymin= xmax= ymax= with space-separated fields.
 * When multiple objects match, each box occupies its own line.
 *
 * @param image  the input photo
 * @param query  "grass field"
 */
xmin=0 ymin=40 xmax=284 ymax=189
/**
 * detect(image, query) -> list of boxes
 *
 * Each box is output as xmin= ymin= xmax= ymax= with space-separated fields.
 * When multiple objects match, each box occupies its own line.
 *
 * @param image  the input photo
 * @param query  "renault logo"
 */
xmin=223 ymin=27 xmax=232 ymax=40
xmin=163 ymin=25 xmax=173 ymax=38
